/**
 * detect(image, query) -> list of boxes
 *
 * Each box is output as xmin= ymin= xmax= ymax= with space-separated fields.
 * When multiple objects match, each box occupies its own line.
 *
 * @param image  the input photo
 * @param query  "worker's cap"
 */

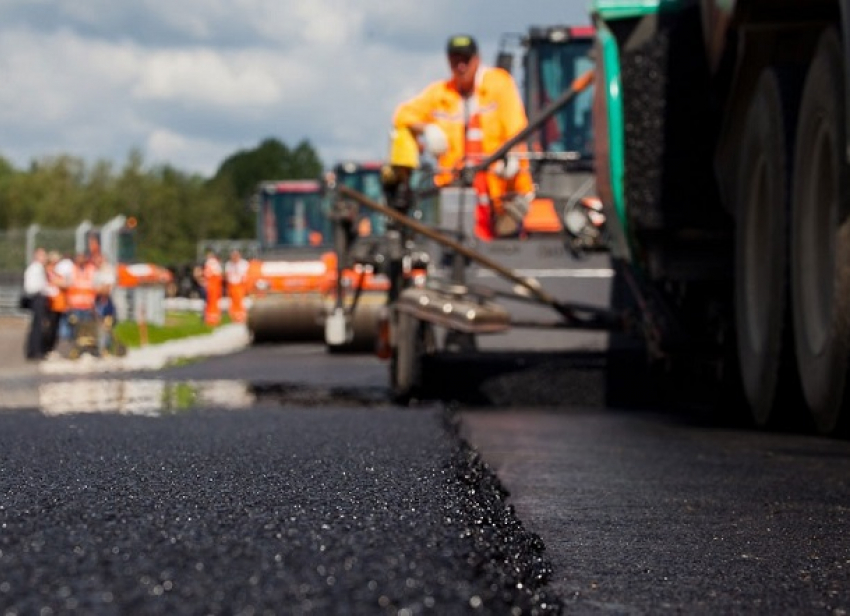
xmin=446 ymin=34 xmax=478 ymax=57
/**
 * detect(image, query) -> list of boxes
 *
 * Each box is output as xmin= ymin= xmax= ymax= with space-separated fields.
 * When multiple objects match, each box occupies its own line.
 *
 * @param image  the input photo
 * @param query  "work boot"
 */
xmin=494 ymin=193 xmax=533 ymax=238
xmin=494 ymin=212 xmax=521 ymax=238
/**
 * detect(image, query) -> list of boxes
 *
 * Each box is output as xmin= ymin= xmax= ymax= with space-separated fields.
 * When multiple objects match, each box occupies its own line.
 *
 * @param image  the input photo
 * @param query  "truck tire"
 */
xmin=390 ymin=312 xmax=434 ymax=404
xmin=791 ymin=27 xmax=850 ymax=435
xmin=734 ymin=67 xmax=803 ymax=428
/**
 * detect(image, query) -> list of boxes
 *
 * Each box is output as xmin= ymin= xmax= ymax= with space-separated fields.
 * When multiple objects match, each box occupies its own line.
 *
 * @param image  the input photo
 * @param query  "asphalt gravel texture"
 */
xmin=0 ymin=404 xmax=559 ymax=615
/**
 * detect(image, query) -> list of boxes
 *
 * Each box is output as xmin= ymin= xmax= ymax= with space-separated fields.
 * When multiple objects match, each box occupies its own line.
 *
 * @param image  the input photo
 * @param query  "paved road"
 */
xmin=460 ymin=406 xmax=850 ymax=614
xmin=4 ymin=252 xmax=850 ymax=614
xmin=4 ymin=339 xmax=848 ymax=614
xmin=0 ymin=315 xmax=39 ymax=379
xmin=1 ymin=401 xmax=569 ymax=615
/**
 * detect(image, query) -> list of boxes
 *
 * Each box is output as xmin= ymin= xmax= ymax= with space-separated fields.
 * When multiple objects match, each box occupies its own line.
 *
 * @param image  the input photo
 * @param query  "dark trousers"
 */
xmin=25 ymin=294 xmax=47 ymax=360
xmin=44 ymin=310 xmax=61 ymax=353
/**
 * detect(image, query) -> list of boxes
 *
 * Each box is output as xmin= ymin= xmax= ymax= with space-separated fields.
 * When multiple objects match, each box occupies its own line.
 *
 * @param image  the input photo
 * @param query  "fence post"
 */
xmin=25 ymin=224 xmax=40 ymax=263
xmin=75 ymin=221 xmax=92 ymax=255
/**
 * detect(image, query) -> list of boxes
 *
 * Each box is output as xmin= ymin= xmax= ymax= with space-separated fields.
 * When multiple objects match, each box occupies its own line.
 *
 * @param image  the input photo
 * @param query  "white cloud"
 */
xmin=145 ymin=128 xmax=224 ymax=173
xmin=133 ymin=49 xmax=287 ymax=107
xmin=0 ymin=0 xmax=591 ymax=177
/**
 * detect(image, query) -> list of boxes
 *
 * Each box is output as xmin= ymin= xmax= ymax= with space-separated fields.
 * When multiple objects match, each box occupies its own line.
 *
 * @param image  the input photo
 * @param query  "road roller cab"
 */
xmin=246 ymin=179 xmax=335 ymax=343
xmin=246 ymin=169 xmax=397 ymax=348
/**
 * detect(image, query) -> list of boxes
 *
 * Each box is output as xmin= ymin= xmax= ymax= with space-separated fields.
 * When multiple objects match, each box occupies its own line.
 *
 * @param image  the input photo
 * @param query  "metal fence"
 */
xmin=0 ymin=224 xmax=80 ymax=315
xmin=197 ymin=239 xmax=261 ymax=261
xmin=0 ymin=224 xmax=78 ymax=273
xmin=0 ymin=221 xmax=167 ymax=323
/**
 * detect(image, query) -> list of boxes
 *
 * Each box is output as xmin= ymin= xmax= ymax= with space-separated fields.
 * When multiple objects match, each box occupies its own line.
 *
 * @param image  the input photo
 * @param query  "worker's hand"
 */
xmin=492 ymin=155 xmax=520 ymax=179
xmin=422 ymin=124 xmax=448 ymax=156
xmin=505 ymin=192 xmax=535 ymax=222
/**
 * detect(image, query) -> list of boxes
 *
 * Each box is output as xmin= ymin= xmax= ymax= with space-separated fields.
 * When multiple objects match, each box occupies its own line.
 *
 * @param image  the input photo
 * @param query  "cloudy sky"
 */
xmin=0 ymin=1 xmax=592 ymax=178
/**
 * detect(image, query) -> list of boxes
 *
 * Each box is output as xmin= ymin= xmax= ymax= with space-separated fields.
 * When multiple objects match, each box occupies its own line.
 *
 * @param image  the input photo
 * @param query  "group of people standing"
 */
xmin=22 ymin=248 xmax=116 ymax=361
xmin=23 ymin=246 xmax=250 ymax=361
xmin=196 ymin=249 xmax=250 ymax=326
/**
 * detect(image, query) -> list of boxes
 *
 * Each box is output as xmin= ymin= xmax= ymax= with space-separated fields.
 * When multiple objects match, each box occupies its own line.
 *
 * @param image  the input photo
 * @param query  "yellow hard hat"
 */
xmin=388 ymin=127 xmax=419 ymax=169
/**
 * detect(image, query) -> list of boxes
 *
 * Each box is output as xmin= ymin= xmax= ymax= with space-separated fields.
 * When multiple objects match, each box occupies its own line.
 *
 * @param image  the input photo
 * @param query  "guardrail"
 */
xmin=0 ymin=285 xmax=25 ymax=316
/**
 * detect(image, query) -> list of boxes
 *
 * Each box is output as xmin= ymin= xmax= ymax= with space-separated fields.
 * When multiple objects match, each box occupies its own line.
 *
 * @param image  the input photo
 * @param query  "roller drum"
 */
xmin=248 ymin=294 xmax=325 ymax=343
xmin=325 ymin=292 xmax=387 ymax=352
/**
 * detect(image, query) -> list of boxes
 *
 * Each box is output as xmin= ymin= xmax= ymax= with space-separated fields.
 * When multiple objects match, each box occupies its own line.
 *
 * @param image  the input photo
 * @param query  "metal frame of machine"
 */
xmin=326 ymin=69 xmax=626 ymax=402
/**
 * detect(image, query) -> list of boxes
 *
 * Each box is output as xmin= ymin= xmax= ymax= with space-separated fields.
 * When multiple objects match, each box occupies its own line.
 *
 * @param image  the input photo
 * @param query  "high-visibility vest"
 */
xmin=203 ymin=257 xmax=223 ymax=325
xmin=225 ymin=259 xmax=248 ymax=285
xmin=392 ymin=66 xmax=534 ymax=196
xmin=204 ymin=257 xmax=222 ymax=283
xmin=45 ymin=269 xmax=68 ymax=313
xmin=66 ymin=264 xmax=97 ymax=311
xmin=464 ymin=98 xmax=497 ymax=240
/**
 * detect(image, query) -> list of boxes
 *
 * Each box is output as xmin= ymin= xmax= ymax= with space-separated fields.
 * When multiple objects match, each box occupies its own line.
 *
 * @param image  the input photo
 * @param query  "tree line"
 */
xmin=0 ymin=137 xmax=324 ymax=265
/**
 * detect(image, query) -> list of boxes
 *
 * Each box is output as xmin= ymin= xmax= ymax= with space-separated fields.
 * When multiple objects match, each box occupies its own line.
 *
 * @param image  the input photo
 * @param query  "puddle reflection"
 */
xmin=1 ymin=380 xmax=255 ymax=416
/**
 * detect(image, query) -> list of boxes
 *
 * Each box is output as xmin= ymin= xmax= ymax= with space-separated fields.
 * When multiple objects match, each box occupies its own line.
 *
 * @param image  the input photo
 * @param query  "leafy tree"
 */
xmin=0 ymin=137 xmax=326 ymax=267
xmin=0 ymin=155 xmax=18 ymax=228
xmin=210 ymin=137 xmax=324 ymax=237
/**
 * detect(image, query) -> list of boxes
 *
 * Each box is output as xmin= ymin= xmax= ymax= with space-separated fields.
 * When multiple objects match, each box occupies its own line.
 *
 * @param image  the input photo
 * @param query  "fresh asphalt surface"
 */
xmin=0 ymin=403 xmax=558 ymax=615
xmin=2 ymin=245 xmax=850 ymax=615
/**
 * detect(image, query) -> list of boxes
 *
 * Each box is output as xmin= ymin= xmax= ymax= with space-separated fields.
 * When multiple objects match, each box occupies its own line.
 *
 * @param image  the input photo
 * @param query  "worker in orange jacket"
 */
xmin=65 ymin=253 xmax=97 ymax=317
xmin=224 ymin=249 xmax=249 ymax=323
xmin=61 ymin=252 xmax=98 ymax=353
xmin=202 ymin=250 xmax=223 ymax=326
xmin=392 ymin=34 xmax=535 ymax=239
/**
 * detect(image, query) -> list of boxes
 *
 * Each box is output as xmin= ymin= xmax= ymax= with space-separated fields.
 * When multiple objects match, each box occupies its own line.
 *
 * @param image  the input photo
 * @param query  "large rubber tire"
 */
xmin=791 ymin=27 xmax=850 ymax=435
xmin=390 ymin=313 xmax=434 ymax=404
xmin=734 ymin=67 xmax=803 ymax=428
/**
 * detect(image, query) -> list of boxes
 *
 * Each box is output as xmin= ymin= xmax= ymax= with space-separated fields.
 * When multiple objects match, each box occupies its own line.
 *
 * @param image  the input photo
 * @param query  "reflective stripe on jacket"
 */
xmin=66 ymin=264 xmax=97 ymax=311
xmin=392 ymin=66 xmax=533 ymax=197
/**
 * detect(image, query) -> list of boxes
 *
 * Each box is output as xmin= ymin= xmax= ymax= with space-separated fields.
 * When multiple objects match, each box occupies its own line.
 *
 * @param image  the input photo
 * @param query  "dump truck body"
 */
xmin=591 ymin=0 xmax=850 ymax=433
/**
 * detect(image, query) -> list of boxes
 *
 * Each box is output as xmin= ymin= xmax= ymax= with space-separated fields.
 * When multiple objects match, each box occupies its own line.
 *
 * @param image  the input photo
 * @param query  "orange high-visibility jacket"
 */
xmin=66 ymin=263 xmax=97 ymax=312
xmin=392 ymin=66 xmax=534 ymax=199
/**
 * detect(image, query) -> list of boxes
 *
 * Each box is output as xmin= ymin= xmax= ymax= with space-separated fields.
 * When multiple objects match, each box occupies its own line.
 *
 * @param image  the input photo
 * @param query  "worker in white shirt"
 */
xmin=22 ymin=247 xmax=49 ymax=360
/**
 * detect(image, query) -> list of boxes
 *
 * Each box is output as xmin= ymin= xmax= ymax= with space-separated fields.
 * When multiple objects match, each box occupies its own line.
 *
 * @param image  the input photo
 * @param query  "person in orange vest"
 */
xmin=201 ymin=249 xmax=223 ymax=325
xmin=64 ymin=252 xmax=98 ymax=349
xmin=392 ymin=34 xmax=535 ymax=239
xmin=224 ymin=249 xmax=249 ymax=323
xmin=52 ymin=252 xmax=76 ymax=346
xmin=91 ymin=252 xmax=118 ymax=355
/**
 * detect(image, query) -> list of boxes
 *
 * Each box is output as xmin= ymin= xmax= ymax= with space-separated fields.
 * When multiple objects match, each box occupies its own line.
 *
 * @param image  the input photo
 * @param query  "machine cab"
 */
xmin=255 ymin=180 xmax=331 ymax=252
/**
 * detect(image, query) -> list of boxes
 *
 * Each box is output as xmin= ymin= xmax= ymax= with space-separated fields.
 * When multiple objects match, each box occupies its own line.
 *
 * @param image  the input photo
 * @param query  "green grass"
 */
xmin=114 ymin=311 xmax=232 ymax=348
